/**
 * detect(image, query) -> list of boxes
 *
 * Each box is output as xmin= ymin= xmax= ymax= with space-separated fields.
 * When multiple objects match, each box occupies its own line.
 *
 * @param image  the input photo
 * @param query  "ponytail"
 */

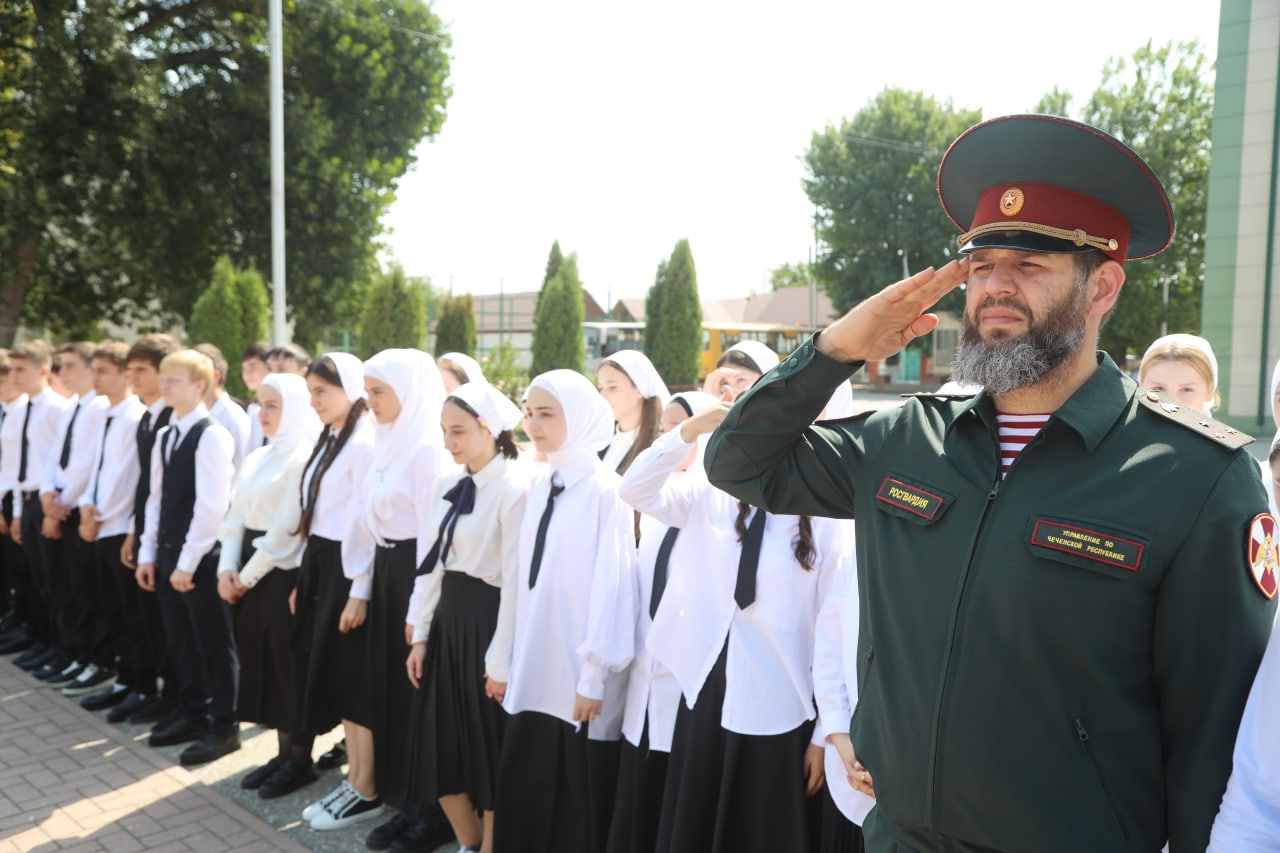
xmin=297 ymin=398 xmax=368 ymax=538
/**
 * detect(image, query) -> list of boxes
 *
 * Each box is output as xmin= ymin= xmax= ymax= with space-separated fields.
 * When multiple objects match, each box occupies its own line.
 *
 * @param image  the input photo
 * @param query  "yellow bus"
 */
xmin=699 ymin=322 xmax=812 ymax=379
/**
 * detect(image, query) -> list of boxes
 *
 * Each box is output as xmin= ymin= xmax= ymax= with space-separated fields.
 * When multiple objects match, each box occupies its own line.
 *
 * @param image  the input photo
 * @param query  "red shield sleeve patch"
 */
xmin=1248 ymin=513 xmax=1279 ymax=600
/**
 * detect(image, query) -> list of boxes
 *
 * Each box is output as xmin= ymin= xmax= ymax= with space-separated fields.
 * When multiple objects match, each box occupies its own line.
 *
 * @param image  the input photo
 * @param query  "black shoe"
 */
xmin=316 ymin=738 xmax=347 ymax=770
xmin=365 ymin=813 xmax=413 ymax=851
xmin=81 ymin=684 xmax=129 ymax=711
xmin=46 ymin=660 xmax=86 ymax=686
xmin=0 ymin=630 xmax=33 ymax=654
xmin=258 ymin=759 xmax=319 ymax=799
xmin=15 ymin=643 xmax=53 ymax=670
xmin=179 ymin=727 xmax=241 ymax=766
xmin=62 ymin=665 xmax=117 ymax=697
xmin=33 ymin=657 xmax=76 ymax=682
xmin=132 ymin=696 xmax=178 ymax=726
xmin=108 ymin=691 xmax=156 ymax=723
xmin=240 ymin=755 xmax=288 ymax=790
xmin=389 ymin=815 xmax=456 ymax=853
xmin=149 ymin=715 xmax=208 ymax=747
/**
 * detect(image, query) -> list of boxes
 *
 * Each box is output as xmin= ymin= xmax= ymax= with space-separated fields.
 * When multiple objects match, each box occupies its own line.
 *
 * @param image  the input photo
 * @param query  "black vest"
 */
xmin=156 ymin=417 xmax=212 ymax=563
xmin=133 ymin=406 xmax=173 ymax=538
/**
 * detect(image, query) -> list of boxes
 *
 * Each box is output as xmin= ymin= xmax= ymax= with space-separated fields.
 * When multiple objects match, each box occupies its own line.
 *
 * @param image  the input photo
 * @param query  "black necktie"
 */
xmin=91 ymin=416 xmax=113 ymax=505
xmin=58 ymin=401 xmax=81 ymax=469
xmin=139 ymin=409 xmax=152 ymax=437
xmin=17 ymin=397 xmax=33 ymax=484
xmin=528 ymin=482 xmax=565 ymax=588
xmin=650 ymin=526 xmax=680 ymax=618
xmin=163 ymin=427 xmax=180 ymax=466
xmin=734 ymin=508 xmax=767 ymax=609
xmin=417 ymin=476 xmax=476 ymax=576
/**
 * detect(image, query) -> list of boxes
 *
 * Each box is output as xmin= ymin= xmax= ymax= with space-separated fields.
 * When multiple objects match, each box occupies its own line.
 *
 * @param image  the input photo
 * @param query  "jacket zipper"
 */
xmin=1074 ymin=717 xmax=1130 ymax=840
xmin=926 ymin=425 xmax=1010 ymax=826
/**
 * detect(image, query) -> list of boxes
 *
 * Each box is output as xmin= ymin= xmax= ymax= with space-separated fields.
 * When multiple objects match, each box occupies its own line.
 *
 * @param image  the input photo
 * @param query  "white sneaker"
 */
xmin=308 ymin=787 xmax=383 ymax=831
xmin=301 ymin=780 xmax=352 ymax=822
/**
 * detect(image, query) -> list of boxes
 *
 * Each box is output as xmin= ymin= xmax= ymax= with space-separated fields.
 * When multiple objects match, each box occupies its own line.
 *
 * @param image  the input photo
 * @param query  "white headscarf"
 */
xmin=528 ymin=369 xmax=615 ymax=468
xmin=325 ymin=351 xmax=367 ymax=404
xmin=821 ymin=380 xmax=855 ymax=420
xmin=364 ymin=348 xmax=446 ymax=473
xmin=260 ymin=373 xmax=322 ymax=446
xmin=603 ymin=349 xmax=669 ymax=401
xmin=439 ymin=352 xmax=486 ymax=386
xmin=449 ymin=381 xmax=522 ymax=437
xmin=727 ymin=340 xmax=780 ymax=374
xmin=1142 ymin=334 xmax=1219 ymax=394
xmin=669 ymin=391 xmax=718 ymax=418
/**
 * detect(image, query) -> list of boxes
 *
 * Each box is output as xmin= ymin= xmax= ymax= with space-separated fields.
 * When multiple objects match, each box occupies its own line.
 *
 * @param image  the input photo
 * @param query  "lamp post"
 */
xmin=269 ymin=0 xmax=286 ymax=344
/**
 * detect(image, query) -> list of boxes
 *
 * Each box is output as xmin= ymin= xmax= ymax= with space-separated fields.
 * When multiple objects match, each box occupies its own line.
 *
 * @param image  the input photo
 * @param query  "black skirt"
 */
xmin=605 ymin=719 xmax=669 ymax=853
xmin=293 ymin=535 xmax=373 ymax=732
xmin=234 ymin=530 xmax=297 ymax=731
xmin=818 ymin=784 xmax=867 ymax=853
xmin=655 ymin=644 xmax=816 ymax=853
xmin=407 ymin=571 xmax=505 ymax=810
xmin=369 ymin=539 xmax=419 ymax=815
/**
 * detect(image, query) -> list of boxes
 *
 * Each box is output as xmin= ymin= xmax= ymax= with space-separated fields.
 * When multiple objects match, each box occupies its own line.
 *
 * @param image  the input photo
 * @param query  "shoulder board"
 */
xmin=1136 ymin=391 xmax=1253 ymax=450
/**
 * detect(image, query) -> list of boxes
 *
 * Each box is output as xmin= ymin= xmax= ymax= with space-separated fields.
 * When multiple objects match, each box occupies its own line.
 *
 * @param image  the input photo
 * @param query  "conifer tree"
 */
xmin=434 ymin=293 xmax=477 ymax=356
xmin=188 ymin=257 xmax=251 ymax=397
xmin=531 ymin=254 xmax=585 ymax=375
xmin=647 ymin=240 xmax=702 ymax=385
xmin=358 ymin=265 xmax=426 ymax=358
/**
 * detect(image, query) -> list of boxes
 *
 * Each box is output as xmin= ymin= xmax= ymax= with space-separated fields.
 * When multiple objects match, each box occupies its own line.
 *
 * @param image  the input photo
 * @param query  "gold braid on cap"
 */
xmin=958 ymin=221 xmax=1120 ymax=253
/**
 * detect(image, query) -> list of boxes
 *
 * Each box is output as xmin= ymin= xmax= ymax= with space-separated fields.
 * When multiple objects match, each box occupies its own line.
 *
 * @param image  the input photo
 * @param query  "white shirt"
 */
xmin=623 ymin=427 xmax=848 ymax=736
xmin=601 ymin=426 xmax=637 ymax=473
xmin=1208 ymin=621 xmax=1280 ymax=851
xmin=405 ymin=455 xmax=528 ymax=675
xmin=496 ymin=455 xmax=638 ymax=739
xmin=79 ymin=395 xmax=147 ymax=538
xmin=14 ymin=387 xmax=73 ymax=514
xmin=345 ymin=437 xmax=454 ymax=600
xmin=42 ymin=389 xmax=109 ymax=505
xmin=620 ymin=511 xmax=686 ymax=752
xmin=813 ymin=549 xmax=876 ymax=826
xmin=138 ymin=405 xmax=235 ymax=573
xmin=216 ymin=431 xmax=314 ymax=587
xmin=0 ymin=393 xmax=28 ymax=502
xmin=210 ymin=394 xmax=252 ymax=472
xmin=304 ymin=419 xmax=374 ymax=542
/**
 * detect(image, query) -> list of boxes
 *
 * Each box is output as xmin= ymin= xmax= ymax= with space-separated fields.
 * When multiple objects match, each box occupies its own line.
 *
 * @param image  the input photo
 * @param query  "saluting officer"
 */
xmin=704 ymin=114 xmax=1278 ymax=852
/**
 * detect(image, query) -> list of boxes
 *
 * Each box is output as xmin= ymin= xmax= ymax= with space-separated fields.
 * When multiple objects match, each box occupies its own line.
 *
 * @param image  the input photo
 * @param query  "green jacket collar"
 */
xmin=948 ymin=353 xmax=1133 ymax=453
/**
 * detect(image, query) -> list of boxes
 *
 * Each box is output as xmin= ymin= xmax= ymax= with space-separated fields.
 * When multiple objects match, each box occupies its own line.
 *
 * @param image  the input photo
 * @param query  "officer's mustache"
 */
xmin=966 ymin=296 xmax=1033 ymax=328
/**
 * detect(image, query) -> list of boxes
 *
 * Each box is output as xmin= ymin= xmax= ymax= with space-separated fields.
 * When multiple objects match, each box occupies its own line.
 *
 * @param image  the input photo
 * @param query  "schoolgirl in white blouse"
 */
xmin=216 ymin=373 xmax=322 ymax=797
xmin=403 ymin=381 xmax=527 ymax=853
xmin=291 ymin=353 xmax=380 ymax=831
xmin=597 ymin=349 xmax=668 ymax=475
xmin=625 ymin=378 xmax=850 ymax=853
xmin=607 ymin=390 xmax=717 ymax=853
xmin=353 ymin=349 xmax=456 ymax=851
xmin=490 ymin=369 xmax=638 ymax=853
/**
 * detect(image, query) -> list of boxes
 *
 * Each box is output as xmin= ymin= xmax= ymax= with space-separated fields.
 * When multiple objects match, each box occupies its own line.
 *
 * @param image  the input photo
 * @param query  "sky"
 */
xmin=381 ymin=0 xmax=1222 ymax=308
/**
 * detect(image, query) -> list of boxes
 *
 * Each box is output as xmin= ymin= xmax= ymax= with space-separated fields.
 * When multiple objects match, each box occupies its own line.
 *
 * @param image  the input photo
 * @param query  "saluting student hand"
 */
xmin=803 ymin=743 xmax=826 ymax=797
xmin=169 ymin=568 xmax=196 ymax=593
xmin=339 ymin=597 xmax=367 ymax=633
xmin=406 ymin=642 xmax=426 ymax=689
xmin=484 ymin=675 xmax=506 ymax=703
xmin=817 ymin=258 xmax=970 ymax=363
xmin=680 ymin=386 xmax=734 ymax=443
xmin=136 ymin=562 xmax=156 ymax=592
xmin=572 ymin=693 xmax=603 ymax=723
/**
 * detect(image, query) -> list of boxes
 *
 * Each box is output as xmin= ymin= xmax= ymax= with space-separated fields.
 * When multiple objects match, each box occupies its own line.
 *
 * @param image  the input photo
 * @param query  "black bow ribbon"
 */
xmin=416 ymin=476 xmax=476 ymax=576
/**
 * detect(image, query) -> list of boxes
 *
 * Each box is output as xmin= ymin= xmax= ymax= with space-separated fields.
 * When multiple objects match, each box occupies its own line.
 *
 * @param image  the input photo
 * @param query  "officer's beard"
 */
xmin=950 ymin=279 xmax=1089 ymax=397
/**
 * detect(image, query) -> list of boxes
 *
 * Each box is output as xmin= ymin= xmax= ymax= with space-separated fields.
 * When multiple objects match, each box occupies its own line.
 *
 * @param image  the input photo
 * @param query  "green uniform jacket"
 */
xmin=705 ymin=338 xmax=1276 ymax=853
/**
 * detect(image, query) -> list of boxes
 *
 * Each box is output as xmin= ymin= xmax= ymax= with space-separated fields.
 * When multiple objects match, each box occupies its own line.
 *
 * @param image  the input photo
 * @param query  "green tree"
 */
xmin=1073 ymin=41 xmax=1211 ymax=356
xmin=358 ymin=265 xmax=425 ymax=358
xmin=480 ymin=341 xmax=527 ymax=402
xmin=642 ymin=259 xmax=667 ymax=361
xmin=434 ymin=293 xmax=477 ymax=357
xmin=187 ymin=257 xmax=246 ymax=394
xmin=646 ymin=239 xmax=702 ymax=386
xmin=1 ymin=0 xmax=452 ymax=347
xmin=804 ymin=89 xmax=981 ymax=314
xmin=535 ymin=240 xmax=563 ymax=316
xmin=770 ymin=261 xmax=812 ymax=290
xmin=234 ymin=265 xmax=271 ymax=359
xmin=530 ymin=254 xmax=585 ymax=375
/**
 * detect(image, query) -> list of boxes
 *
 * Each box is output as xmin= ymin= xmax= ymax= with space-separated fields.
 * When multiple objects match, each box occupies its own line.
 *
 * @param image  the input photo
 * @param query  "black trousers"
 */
xmin=42 ymin=508 xmax=104 ymax=663
xmin=92 ymin=534 xmax=134 ymax=680
xmin=155 ymin=546 xmax=239 ymax=726
xmin=3 ymin=493 xmax=37 ymax=635
xmin=19 ymin=493 xmax=54 ymax=645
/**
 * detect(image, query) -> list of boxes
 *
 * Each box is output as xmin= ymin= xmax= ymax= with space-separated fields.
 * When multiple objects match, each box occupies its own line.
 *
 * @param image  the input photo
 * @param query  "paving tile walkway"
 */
xmin=0 ymin=659 xmax=309 ymax=853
